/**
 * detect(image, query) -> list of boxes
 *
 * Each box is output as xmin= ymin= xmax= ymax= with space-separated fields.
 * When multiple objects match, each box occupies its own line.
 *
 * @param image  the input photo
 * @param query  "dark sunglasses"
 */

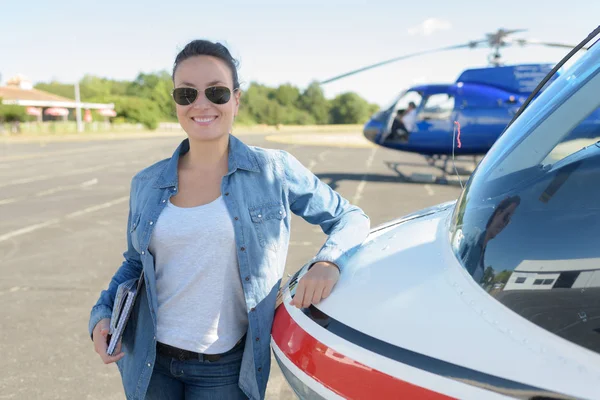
xmin=172 ymin=86 xmax=237 ymax=106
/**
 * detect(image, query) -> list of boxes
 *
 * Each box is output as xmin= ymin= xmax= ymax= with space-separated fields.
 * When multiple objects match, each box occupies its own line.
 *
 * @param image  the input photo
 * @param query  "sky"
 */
xmin=2 ymin=0 xmax=599 ymax=107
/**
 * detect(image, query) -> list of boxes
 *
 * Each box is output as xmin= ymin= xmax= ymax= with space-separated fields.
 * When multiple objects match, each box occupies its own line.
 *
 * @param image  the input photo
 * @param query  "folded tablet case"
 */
xmin=107 ymin=270 xmax=144 ymax=356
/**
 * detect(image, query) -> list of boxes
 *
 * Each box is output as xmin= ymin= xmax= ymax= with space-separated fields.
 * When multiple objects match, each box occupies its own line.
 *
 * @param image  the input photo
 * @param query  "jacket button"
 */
xmin=245 ymin=276 xmax=250 ymax=281
xmin=141 ymin=251 xmax=145 ymax=255
xmin=258 ymin=367 xmax=262 ymax=372
xmin=234 ymin=217 xmax=239 ymax=220
xmin=240 ymin=247 xmax=245 ymax=251
xmin=225 ymin=192 xmax=230 ymax=196
xmin=250 ymin=307 xmax=255 ymax=312
xmin=255 ymin=337 xmax=259 ymax=342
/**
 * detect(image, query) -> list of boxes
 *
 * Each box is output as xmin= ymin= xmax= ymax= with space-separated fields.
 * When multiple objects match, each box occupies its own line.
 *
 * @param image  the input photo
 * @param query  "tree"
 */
xmin=493 ymin=270 xmax=512 ymax=284
xmin=34 ymin=81 xmax=75 ymax=99
xmin=274 ymin=83 xmax=300 ymax=107
xmin=0 ymin=102 xmax=30 ymax=122
xmin=329 ymin=92 xmax=373 ymax=124
xmin=126 ymin=72 xmax=176 ymax=121
xmin=298 ymin=81 xmax=330 ymax=124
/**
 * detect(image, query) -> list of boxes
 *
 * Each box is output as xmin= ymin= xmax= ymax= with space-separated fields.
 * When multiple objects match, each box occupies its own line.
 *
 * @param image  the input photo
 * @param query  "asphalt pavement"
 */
xmin=0 ymin=129 xmax=463 ymax=399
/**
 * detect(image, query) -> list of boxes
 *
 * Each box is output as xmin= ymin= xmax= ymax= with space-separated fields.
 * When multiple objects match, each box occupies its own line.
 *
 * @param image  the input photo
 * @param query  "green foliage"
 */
xmin=329 ymin=92 xmax=375 ymax=124
xmin=0 ymin=101 xmax=31 ymax=122
xmin=87 ymin=95 xmax=160 ymax=129
xmin=126 ymin=72 xmax=176 ymax=121
xmin=32 ymin=73 xmax=381 ymax=127
xmin=34 ymin=81 xmax=76 ymax=99
xmin=493 ymin=270 xmax=512 ymax=284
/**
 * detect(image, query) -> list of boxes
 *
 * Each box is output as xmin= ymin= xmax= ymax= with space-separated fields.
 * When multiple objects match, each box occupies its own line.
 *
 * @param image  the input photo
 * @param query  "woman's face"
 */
xmin=487 ymin=202 xmax=519 ymax=239
xmin=173 ymin=55 xmax=240 ymax=142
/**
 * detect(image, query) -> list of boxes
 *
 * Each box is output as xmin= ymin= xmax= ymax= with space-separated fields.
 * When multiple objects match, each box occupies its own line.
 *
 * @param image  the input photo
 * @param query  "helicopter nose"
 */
xmin=363 ymin=127 xmax=378 ymax=143
xmin=363 ymin=119 xmax=382 ymax=143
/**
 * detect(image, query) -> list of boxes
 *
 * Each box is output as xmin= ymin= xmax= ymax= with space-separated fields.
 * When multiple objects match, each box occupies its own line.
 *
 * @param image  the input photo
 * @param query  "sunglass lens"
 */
xmin=205 ymin=87 xmax=231 ymax=104
xmin=173 ymin=88 xmax=198 ymax=105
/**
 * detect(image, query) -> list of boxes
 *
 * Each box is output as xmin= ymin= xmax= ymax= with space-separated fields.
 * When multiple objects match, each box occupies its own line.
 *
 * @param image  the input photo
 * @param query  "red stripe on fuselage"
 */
xmin=271 ymin=305 xmax=455 ymax=400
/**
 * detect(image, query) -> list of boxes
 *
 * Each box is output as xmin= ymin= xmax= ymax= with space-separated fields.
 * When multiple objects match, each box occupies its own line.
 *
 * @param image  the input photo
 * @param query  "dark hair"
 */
xmin=486 ymin=195 xmax=521 ymax=228
xmin=172 ymin=40 xmax=240 ymax=90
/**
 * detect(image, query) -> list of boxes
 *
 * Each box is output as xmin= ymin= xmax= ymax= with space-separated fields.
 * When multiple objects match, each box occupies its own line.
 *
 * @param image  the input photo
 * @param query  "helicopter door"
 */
xmin=413 ymin=92 xmax=456 ymax=149
xmin=382 ymin=90 xmax=423 ymax=142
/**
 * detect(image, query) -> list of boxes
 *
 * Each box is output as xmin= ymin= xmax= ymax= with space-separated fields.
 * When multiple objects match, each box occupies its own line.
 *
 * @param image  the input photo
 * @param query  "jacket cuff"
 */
xmin=88 ymin=305 xmax=113 ymax=340
xmin=310 ymin=245 xmax=346 ymax=271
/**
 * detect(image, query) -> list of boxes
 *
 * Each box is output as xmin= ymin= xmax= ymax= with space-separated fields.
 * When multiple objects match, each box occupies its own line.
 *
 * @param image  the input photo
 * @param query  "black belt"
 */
xmin=157 ymin=335 xmax=245 ymax=362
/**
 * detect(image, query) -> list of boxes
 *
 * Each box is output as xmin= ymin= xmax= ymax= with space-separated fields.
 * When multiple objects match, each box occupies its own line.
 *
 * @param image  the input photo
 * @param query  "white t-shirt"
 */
xmin=148 ymin=195 xmax=248 ymax=354
xmin=401 ymin=109 xmax=417 ymax=132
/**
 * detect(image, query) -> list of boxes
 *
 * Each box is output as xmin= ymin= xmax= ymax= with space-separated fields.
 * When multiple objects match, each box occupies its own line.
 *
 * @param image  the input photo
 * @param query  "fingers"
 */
xmin=321 ymin=279 xmax=334 ymax=299
xmin=290 ymin=278 xmax=306 ymax=309
xmin=93 ymin=327 xmax=109 ymax=355
xmin=289 ymin=272 xmax=335 ymax=309
xmin=93 ymin=325 xmax=125 ymax=364
xmin=311 ymin=281 xmax=326 ymax=305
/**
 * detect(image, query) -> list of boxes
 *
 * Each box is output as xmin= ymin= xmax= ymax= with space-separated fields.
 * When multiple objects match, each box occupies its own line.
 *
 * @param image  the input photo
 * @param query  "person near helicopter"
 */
xmin=389 ymin=101 xmax=417 ymax=141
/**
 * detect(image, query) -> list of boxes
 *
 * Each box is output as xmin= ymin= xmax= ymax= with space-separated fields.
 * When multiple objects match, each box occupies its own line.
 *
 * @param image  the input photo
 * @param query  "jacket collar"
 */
xmin=153 ymin=134 xmax=260 ymax=189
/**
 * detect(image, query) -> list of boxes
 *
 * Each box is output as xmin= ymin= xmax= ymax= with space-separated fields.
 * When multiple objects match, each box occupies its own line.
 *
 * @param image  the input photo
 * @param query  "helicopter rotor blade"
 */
xmin=319 ymin=41 xmax=486 ymax=85
xmin=508 ymin=38 xmax=590 ymax=50
xmin=498 ymin=28 xmax=528 ymax=36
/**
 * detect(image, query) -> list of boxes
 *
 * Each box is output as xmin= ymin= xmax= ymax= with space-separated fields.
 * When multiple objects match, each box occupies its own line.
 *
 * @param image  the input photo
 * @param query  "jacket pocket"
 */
xmin=249 ymin=202 xmax=287 ymax=251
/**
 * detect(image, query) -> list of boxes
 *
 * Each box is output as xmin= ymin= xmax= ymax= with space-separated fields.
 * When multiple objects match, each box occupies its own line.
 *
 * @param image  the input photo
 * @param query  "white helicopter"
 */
xmin=271 ymin=25 xmax=600 ymax=400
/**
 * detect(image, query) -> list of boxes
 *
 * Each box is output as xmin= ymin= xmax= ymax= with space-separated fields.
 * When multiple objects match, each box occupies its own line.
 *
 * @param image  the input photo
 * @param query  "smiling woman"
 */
xmin=88 ymin=39 xmax=370 ymax=400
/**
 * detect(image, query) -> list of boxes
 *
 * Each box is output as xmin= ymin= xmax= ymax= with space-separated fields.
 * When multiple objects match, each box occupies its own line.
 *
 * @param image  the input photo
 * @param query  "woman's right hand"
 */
xmin=93 ymin=318 xmax=125 ymax=364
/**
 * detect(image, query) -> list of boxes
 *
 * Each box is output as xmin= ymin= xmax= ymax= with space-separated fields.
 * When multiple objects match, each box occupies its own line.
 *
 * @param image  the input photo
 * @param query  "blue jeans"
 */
xmin=145 ymin=341 xmax=248 ymax=399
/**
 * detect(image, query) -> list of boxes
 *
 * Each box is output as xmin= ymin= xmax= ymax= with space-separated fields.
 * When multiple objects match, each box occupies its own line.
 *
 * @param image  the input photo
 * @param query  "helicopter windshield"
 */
xmin=450 ymin=34 xmax=600 ymax=356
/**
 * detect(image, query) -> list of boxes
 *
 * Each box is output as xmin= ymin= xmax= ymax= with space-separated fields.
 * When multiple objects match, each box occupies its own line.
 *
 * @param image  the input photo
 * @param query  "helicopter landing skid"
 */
xmin=423 ymin=155 xmax=478 ymax=175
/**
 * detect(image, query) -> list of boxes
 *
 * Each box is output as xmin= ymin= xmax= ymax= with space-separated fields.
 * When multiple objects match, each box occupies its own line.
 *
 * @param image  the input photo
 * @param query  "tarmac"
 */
xmin=0 ymin=128 xmax=464 ymax=399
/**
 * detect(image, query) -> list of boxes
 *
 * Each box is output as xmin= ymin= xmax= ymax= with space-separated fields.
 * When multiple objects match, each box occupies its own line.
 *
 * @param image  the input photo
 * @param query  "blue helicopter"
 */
xmin=320 ymin=29 xmax=597 ymax=173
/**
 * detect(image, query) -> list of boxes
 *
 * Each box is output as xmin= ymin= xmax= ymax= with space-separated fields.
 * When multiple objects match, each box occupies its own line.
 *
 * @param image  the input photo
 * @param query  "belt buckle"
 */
xmin=177 ymin=349 xmax=187 ymax=361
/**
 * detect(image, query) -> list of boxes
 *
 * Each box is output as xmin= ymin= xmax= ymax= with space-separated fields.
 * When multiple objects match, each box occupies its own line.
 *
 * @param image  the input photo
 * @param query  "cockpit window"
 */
xmin=394 ymin=90 xmax=423 ymax=112
xmin=418 ymin=93 xmax=454 ymax=120
xmin=450 ymin=39 xmax=600 ymax=356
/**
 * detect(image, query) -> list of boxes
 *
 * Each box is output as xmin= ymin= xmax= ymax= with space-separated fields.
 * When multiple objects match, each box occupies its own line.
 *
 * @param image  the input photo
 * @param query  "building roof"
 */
xmin=0 ymin=75 xmax=114 ymax=110
xmin=0 ymin=85 xmax=74 ymax=103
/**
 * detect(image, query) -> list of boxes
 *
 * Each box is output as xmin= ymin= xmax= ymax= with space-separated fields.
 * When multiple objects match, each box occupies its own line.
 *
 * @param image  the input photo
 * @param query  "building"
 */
xmin=0 ymin=75 xmax=115 ymax=126
xmin=503 ymin=258 xmax=600 ymax=291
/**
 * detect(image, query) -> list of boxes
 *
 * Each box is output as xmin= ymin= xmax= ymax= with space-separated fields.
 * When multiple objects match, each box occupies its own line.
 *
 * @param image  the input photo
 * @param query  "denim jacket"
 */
xmin=88 ymin=135 xmax=370 ymax=399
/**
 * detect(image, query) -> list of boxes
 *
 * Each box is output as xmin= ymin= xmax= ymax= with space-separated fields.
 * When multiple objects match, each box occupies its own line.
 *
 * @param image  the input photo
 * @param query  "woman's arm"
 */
xmin=88 ymin=178 xmax=143 ymax=339
xmin=280 ymin=150 xmax=371 ymax=308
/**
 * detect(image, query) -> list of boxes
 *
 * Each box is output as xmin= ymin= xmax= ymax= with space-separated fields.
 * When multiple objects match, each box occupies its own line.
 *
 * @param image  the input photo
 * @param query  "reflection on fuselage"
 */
xmin=452 ymin=144 xmax=600 ymax=356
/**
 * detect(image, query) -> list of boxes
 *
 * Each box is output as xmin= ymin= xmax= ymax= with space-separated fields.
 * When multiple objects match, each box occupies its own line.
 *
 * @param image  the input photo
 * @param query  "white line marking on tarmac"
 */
xmin=424 ymin=184 xmax=435 ymax=196
xmin=0 ymin=178 xmax=99 ymax=206
xmin=352 ymin=147 xmax=377 ymax=206
xmin=0 ymin=145 xmax=116 ymax=163
xmin=66 ymin=196 xmax=129 ymax=219
xmin=318 ymin=150 xmax=331 ymax=162
xmin=0 ymin=198 xmax=17 ymax=206
xmin=36 ymin=178 xmax=98 ymax=196
xmin=0 ymin=162 xmax=126 ymax=188
xmin=0 ymin=219 xmax=60 ymax=242
xmin=0 ymin=195 xmax=129 ymax=243
xmin=307 ymin=151 xmax=330 ymax=172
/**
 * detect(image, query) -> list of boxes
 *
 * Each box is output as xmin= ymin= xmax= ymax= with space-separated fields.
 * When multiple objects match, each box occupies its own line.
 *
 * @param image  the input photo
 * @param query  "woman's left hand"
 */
xmin=290 ymin=262 xmax=340 ymax=309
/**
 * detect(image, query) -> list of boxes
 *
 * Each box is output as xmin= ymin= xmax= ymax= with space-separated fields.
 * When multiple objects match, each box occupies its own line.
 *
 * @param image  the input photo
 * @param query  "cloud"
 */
xmin=407 ymin=18 xmax=452 ymax=36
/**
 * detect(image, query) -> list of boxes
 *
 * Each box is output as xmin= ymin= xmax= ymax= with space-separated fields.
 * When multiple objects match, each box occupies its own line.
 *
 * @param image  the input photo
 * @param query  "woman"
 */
xmin=88 ymin=39 xmax=370 ymax=400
